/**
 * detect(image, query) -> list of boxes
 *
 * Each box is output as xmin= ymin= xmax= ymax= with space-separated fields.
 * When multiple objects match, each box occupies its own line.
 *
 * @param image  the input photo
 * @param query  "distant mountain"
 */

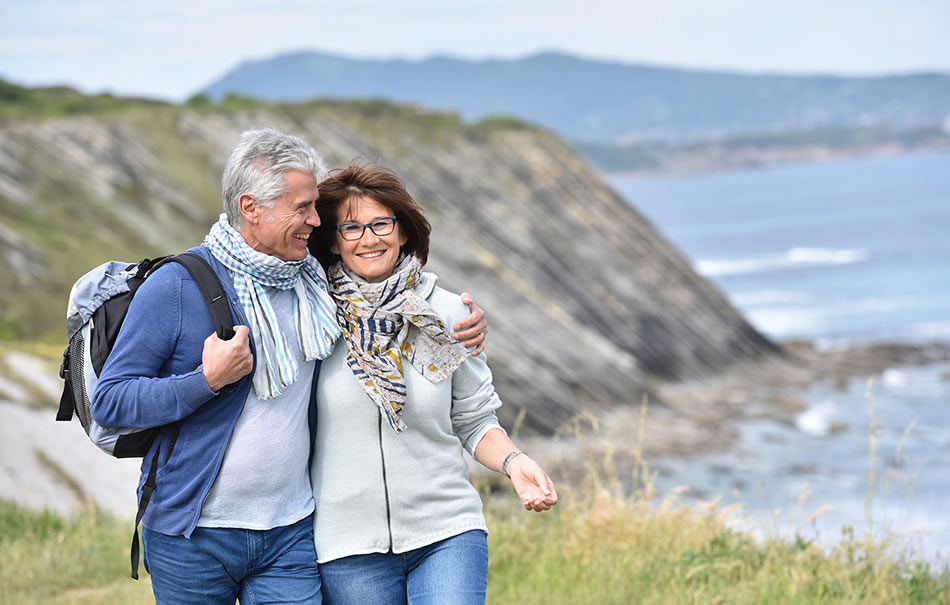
xmin=201 ymin=50 xmax=950 ymax=142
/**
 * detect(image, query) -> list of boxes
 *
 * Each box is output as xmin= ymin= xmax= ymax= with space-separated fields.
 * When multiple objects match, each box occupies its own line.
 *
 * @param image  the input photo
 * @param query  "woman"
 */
xmin=308 ymin=163 xmax=557 ymax=604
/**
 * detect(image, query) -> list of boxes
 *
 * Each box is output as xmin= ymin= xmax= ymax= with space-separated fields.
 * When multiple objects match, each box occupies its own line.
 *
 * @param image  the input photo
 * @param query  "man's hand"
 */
xmin=453 ymin=293 xmax=487 ymax=356
xmin=202 ymin=325 xmax=253 ymax=392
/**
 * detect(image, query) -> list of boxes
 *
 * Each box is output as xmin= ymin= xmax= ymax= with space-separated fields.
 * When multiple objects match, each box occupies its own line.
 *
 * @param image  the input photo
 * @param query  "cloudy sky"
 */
xmin=2 ymin=0 xmax=948 ymax=101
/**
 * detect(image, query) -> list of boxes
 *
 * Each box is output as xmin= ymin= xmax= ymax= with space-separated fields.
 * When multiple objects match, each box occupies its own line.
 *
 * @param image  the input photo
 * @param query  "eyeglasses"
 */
xmin=336 ymin=216 xmax=399 ymax=241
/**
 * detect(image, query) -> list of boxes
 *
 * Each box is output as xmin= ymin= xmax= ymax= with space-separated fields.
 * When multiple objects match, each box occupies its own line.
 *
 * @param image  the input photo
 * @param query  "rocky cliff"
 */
xmin=0 ymin=97 xmax=778 ymax=433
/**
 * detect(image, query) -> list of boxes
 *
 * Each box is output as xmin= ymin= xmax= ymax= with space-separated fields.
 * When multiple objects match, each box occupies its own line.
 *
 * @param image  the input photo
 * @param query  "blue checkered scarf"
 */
xmin=204 ymin=214 xmax=341 ymax=399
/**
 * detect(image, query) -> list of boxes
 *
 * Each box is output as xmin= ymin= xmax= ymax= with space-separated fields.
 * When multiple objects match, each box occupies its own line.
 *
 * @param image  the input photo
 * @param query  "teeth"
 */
xmin=358 ymin=251 xmax=384 ymax=258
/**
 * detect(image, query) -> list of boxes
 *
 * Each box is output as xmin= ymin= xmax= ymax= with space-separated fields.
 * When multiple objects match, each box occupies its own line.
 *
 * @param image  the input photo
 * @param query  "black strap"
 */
xmin=151 ymin=253 xmax=235 ymax=341
xmin=130 ymin=440 xmax=162 ymax=579
xmin=128 ymin=423 xmax=180 ymax=579
xmin=56 ymin=347 xmax=74 ymax=421
xmin=125 ymin=254 xmax=233 ymax=578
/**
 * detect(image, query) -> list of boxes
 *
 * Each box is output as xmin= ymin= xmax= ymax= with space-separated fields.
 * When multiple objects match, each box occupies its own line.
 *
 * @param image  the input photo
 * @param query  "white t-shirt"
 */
xmin=198 ymin=287 xmax=316 ymax=529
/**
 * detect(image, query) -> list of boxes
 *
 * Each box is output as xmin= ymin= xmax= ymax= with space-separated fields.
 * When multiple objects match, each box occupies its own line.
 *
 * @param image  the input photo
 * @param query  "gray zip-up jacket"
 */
xmin=310 ymin=274 xmax=503 ymax=563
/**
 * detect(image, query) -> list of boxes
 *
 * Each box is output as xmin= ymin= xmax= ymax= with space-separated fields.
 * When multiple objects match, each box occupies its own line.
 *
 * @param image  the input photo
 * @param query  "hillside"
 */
xmin=201 ymin=50 xmax=950 ymax=142
xmin=0 ymin=87 xmax=777 ymax=434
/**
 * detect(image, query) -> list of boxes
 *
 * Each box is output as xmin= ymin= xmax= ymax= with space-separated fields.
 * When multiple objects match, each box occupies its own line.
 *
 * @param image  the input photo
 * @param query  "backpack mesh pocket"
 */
xmin=68 ymin=331 xmax=93 ymax=436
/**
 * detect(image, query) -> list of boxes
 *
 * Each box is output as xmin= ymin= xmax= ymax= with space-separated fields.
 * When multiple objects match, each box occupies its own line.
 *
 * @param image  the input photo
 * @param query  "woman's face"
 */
xmin=331 ymin=195 xmax=407 ymax=283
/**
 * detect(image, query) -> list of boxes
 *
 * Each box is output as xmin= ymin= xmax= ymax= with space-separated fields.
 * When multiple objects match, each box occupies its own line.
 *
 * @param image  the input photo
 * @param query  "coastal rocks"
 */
xmin=0 ymin=222 xmax=45 ymax=284
xmin=0 ymin=401 xmax=141 ymax=519
xmin=0 ymin=100 xmax=779 ymax=436
xmin=0 ymin=351 xmax=140 ymax=518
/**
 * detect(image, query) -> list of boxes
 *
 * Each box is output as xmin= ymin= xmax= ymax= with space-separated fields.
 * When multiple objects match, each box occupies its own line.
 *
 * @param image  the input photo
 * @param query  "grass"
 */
xmin=0 ymin=501 xmax=153 ymax=604
xmin=483 ymin=479 xmax=950 ymax=604
xmin=3 ymin=396 xmax=946 ymax=603
xmin=3 ymin=469 xmax=948 ymax=604
xmin=0 ymin=78 xmax=170 ymax=121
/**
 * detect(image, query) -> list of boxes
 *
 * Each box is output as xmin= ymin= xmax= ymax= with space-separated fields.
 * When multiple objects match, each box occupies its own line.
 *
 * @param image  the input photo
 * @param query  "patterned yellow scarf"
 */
xmin=328 ymin=255 xmax=468 ymax=433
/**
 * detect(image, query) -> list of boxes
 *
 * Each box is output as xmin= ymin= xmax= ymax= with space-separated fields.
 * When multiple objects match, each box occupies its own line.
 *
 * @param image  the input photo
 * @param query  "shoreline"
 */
xmin=514 ymin=339 xmax=950 ymax=487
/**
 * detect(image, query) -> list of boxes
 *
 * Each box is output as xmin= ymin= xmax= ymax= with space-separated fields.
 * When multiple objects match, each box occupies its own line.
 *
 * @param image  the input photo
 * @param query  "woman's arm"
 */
xmin=439 ymin=289 xmax=555 ymax=512
xmin=474 ymin=428 xmax=558 ymax=512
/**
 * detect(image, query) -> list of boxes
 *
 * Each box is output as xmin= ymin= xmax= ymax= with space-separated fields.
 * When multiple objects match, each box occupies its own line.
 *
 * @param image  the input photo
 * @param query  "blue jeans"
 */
xmin=319 ymin=529 xmax=488 ymax=605
xmin=142 ymin=514 xmax=321 ymax=604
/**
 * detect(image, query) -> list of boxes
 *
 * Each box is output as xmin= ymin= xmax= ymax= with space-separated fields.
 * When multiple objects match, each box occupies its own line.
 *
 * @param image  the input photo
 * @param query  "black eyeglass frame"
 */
xmin=335 ymin=216 xmax=399 ymax=241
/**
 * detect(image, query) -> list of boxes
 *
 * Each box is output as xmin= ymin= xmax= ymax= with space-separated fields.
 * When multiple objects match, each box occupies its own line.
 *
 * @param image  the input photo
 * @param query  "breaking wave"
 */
xmin=696 ymin=247 xmax=871 ymax=277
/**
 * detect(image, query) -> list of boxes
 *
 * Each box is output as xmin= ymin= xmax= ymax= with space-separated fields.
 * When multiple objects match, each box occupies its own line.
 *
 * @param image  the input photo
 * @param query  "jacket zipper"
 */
xmin=378 ymin=413 xmax=394 ymax=551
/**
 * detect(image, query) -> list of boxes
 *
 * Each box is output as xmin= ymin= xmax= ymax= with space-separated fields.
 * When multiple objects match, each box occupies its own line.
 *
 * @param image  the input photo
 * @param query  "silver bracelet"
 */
xmin=502 ymin=450 xmax=525 ymax=478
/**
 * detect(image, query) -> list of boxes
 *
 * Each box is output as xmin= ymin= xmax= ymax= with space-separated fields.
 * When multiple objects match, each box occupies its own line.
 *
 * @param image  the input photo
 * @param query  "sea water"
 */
xmin=611 ymin=149 xmax=950 ymax=344
xmin=611 ymin=150 xmax=950 ymax=564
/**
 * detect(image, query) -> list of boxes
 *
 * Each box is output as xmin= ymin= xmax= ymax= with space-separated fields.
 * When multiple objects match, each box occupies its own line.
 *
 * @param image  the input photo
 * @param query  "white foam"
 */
xmin=745 ymin=307 xmax=824 ymax=338
xmin=696 ymin=247 xmax=871 ymax=277
xmin=908 ymin=320 xmax=950 ymax=340
xmin=730 ymin=289 xmax=813 ymax=306
xmin=741 ymin=295 xmax=928 ymax=340
xmin=881 ymin=368 xmax=908 ymax=389
xmin=795 ymin=403 xmax=836 ymax=437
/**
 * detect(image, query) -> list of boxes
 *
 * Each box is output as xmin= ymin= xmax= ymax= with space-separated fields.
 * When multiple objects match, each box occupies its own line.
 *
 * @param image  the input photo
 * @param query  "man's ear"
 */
xmin=238 ymin=193 xmax=258 ymax=225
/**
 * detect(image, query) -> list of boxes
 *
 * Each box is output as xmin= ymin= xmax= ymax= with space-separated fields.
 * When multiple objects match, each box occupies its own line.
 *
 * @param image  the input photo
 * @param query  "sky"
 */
xmin=1 ymin=0 xmax=948 ymax=102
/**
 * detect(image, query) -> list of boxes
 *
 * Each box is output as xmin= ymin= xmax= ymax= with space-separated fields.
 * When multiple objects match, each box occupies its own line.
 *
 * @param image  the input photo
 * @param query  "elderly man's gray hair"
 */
xmin=222 ymin=128 xmax=326 ymax=228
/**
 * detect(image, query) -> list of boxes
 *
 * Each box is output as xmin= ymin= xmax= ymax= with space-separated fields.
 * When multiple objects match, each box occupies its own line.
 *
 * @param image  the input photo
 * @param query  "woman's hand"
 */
xmin=506 ymin=454 xmax=558 ymax=512
xmin=453 ymin=293 xmax=487 ymax=355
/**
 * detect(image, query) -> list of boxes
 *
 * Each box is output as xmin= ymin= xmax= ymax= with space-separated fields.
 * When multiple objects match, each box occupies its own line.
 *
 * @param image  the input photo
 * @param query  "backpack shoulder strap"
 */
xmin=127 ymin=252 xmax=234 ymax=579
xmin=151 ymin=253 xmax=235 ymax=341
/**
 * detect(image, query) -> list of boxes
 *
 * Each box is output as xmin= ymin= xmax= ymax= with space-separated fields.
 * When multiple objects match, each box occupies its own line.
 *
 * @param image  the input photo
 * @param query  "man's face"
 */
xmin=241 ymin=170 xmax=320 ymax=261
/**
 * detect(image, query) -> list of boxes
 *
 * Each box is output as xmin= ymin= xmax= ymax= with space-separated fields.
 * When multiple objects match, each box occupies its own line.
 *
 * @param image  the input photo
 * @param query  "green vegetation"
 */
xmin=0 ymin=84 xmax=508 ymax=345
xmin=184 ymin=93 xmax=212 ymax=108
xmin=3 ymin=479 xmax=948 ymax=604
xmin=0 ymin=502 xmax=153 ymax=604
xmin=0 ymin=78 xmax=170 ymax=120
xmin=0 ymin=79 xmax=276 ymax=120
xmin=485 ymin=485 xmax=950 ymax=603
xmin=473 ymin=114 xmax=538 ymax=132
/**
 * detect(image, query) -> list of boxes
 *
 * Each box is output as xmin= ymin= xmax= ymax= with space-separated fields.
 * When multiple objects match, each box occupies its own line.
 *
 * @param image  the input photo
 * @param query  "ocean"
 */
xmin=611 ymin=149 xmax=950 ymax=345
xmin=611 ymin=149 xmax=950 ymax=564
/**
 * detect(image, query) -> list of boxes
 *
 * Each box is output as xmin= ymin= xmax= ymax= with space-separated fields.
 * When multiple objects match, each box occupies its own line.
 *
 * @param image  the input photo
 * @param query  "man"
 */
xmin=92 ymin=128 xmax=486 ymax=604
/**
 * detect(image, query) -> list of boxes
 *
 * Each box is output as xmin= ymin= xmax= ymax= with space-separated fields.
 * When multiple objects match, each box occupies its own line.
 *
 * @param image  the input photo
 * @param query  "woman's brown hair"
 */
xmin=309 ymin=162 xmax=431 ymax=270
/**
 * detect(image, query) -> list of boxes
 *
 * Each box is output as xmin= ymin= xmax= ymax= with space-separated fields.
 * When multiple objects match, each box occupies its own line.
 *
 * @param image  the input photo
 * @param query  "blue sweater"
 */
xmin=91 ymin=245 xmax=320 ymax=537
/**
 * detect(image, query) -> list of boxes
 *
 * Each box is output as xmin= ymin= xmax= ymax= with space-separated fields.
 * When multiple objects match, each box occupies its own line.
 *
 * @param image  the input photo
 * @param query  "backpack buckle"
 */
xmin=59 ymin=347 xmax=70 ymax=380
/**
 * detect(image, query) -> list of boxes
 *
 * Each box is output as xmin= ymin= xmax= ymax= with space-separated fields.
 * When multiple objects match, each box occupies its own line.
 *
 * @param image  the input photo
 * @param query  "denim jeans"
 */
xmin=142 ymin=514 xmax=322 ymax=604
xmin=319 ymin=529 xmax=488 ymax=605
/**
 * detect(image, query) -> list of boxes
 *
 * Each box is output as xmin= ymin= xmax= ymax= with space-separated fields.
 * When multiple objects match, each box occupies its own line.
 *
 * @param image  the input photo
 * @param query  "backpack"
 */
xmin=56 ymin=252 xmax=235 ymax=578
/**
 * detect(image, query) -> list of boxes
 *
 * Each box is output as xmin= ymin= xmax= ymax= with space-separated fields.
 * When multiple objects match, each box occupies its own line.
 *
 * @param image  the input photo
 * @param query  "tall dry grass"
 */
xmin=483 ymin=394 xmax=950 ymax=604
xmin=3 ymin=395 xmax=948 ymax=603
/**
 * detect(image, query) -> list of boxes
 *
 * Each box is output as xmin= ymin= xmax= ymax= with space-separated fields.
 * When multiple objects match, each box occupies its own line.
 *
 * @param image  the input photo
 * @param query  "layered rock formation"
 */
xmin=0 ymin=99 xmax=777 ymax=433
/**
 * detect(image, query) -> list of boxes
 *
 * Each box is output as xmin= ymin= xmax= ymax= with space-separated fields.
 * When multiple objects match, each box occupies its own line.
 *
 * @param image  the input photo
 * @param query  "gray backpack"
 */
xmin=56 ymin=253 xmax=234 ymax=455
xmin=56 ymin=252 xmax=234 ymax=579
